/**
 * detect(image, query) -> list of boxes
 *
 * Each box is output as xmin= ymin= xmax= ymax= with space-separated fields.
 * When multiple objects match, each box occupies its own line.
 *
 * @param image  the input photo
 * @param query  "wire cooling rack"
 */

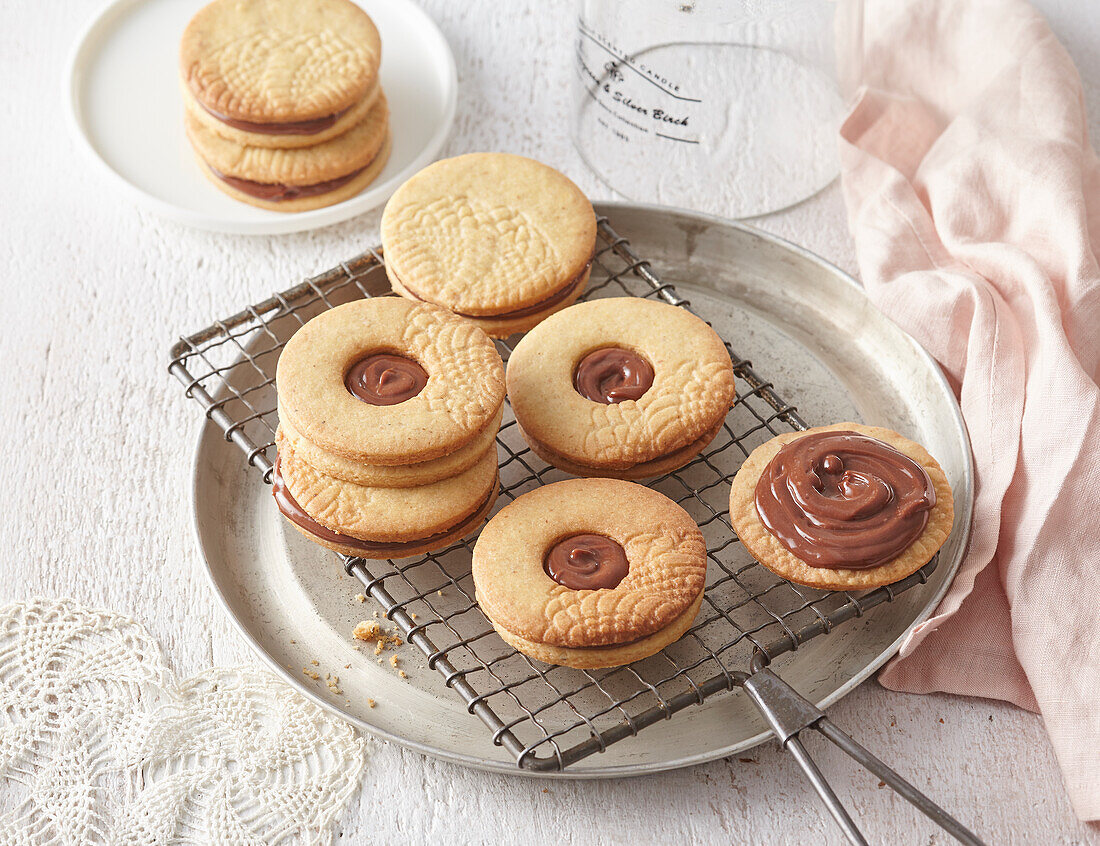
xmin=168 ymin=216 xmax=938 ymax=771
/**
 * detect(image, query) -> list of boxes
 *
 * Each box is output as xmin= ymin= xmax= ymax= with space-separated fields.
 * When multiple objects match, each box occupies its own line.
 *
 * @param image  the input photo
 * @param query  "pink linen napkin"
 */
xmin=836 ymin=0 xmax=1100 ymax=820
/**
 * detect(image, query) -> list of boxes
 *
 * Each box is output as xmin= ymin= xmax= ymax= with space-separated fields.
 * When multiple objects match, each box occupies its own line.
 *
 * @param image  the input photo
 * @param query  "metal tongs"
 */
xmin=737 ymin=651 xmax=984 ymax=845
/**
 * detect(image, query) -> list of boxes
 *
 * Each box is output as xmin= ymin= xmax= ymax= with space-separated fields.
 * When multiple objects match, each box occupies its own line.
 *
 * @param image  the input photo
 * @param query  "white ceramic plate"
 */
xmin=188 ymin=203 xmax=973 ymax=776
xmin=66 ymin=0 xmax=457 ymax=234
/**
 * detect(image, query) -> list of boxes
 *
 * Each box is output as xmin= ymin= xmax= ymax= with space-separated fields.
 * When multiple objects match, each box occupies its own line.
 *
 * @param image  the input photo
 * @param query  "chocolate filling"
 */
xmin=201 ymin=103 xmax=348 ymax=135
xmin=344 ymin=353 xmax=428 ymax=405
xmin=754 ymin=430 xmax=936 ymax=570
xmin=272 ymin=455 xmax=494 ymax=554
xmin=210 ymin=165 xmax=366 ymax=202
xmin=394 ymin=258 xmax=592 ymax=320
xmin=574 ymin=348 xmax=654 ymax=404
xmin=544 ymin=533 xmax=629 ymax=590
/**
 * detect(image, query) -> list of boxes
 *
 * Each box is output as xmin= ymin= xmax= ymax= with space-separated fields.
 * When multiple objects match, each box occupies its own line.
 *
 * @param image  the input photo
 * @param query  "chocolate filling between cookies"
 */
xmin=210 ymin=165 xmax=367 ymax=202
xmin=544 ymin=533 xmax=629 ymax=590
xmin=272 ymin=455 xmax=494 ymax=554
xmin=344 ymin=353 xmax=428 ymax=405
xmin=573 ymin=347 xmax=654 ymax=404
xmin=200 ymin=103 xmax=350 ymax=136
xmin=393 ymin=258 xmax=593 ymax=320
xmin=753 ymin=430 xmax=936 ymax=570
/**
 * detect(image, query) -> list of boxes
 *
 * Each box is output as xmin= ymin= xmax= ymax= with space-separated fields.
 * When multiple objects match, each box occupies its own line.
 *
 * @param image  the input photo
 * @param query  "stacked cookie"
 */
xmin=180 ymin=0 xmax=390 ymax=211
xmin=381 ymin=153 xmax=597 ymax=337
xmin=273 ymin=298 xmax=505 ymax=558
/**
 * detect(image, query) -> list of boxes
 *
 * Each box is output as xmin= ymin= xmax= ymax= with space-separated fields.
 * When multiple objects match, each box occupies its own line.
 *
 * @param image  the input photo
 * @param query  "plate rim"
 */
xmin=64 ymin=0 xmax=458 ymax=235
xmin=188 ymin=199 xmax=974 ymax=777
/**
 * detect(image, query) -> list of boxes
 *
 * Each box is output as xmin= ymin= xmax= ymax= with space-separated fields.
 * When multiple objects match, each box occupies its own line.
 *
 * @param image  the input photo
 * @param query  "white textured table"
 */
xmin=2 ymin=1 xmax=1098 ymax=843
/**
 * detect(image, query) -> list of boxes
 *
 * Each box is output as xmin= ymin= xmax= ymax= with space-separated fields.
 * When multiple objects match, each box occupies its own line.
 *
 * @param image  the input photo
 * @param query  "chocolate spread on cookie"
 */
xmin=344 ymin=353 xmax=428 ymax=405
xmin=573 ymin=348 xmax=654 ymax=404
xmin=210 ymin=165 xmax=366 ymax=202
xmin=544 ymin=534 xmax=629 ymax=589
xmin=272 ymin=455 xmax=490 ymax=555
xmin=201 ymin=103 xmax=348 ymax=135
xmin=753 ymin=430 xmax=936 ymax=570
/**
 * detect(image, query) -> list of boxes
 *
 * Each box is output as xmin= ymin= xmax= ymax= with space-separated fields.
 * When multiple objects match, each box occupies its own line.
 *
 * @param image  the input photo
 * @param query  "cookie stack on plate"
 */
xmin=273 ymin=298 xmax=505 ymax=558
xmin=180 ymin=0 xmax=391 ymax=212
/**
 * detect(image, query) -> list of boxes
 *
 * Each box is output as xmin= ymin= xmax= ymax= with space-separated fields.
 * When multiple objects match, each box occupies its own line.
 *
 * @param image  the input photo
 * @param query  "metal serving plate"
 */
xmin=190 ymin=202 xmax=972 ymax=777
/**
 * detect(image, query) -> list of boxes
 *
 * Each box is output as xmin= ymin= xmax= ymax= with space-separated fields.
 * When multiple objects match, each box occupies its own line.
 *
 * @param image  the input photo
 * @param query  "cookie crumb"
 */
xmin=367 ymin=699 xmax=376 ymax=709
xmin=389 ymin=655 xmax=399 ymax=668
xmin=399 ymin=670 xmax=408 ymax=679
xmin=353 ymin=620 xmax=381 ymax=641
xmin=410 ymin=612 xmax=418 ymax=620
xmin=355 ymin=593 xmax=367 ymax=603
xmin=436 ymin=590 xmax=443 ymax=596
xmin=344 ymin=663 xmax=351 ymax=669
xmin=310 ymin=659 xmax=319 ymax=666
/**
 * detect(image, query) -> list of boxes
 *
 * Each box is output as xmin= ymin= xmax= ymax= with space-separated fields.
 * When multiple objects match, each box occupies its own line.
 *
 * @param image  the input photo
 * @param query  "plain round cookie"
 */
xmin=506 ymin=298 xmax=736 ymax=474
xmin=380 ymin=153 xmax=596 ymax=323
xmin=279 ymin=438 xmax=499 ymax=543
xmin=728 ymin=423 xmax=955 ymax=591
xmin=276 ymin=405 xmax=500 ymax=487
xmin=276 ymin=298 xmax=505 ymax=464
xmin=472 ymin=478 xmax=707 ymax=652
xmin=185 ymin=95 xmax=389 ymax=185
xmin=180 ymin=0 xmax=381 ymax=124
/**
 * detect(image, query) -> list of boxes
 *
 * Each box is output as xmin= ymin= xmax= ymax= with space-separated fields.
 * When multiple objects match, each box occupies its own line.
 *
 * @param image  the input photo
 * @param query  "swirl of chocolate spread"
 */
xmin=344 ymin=353 xmax=428 ymax=405
xmin=573 ymin=348 xmax=654 ymax=404
xmin=544 ymin=534 xmax=630 ymax=590
xmin=754 ymin=430 xmax=936 ymax=570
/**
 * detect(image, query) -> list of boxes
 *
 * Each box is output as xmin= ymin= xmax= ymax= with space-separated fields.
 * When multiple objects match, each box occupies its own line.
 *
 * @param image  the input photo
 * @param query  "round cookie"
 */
xmin=276 ymin=437 xmax=499 ymax=549
xmin=276 ymin=298 xmax=505 ymax=465
xmin=182 ymin=77 xmax=382 ymax=150
xmin=380 ymin=153 xmax=597 ymax=337
xmin=728 ymin=423 xmax=955 ymax=591
xmin=180 ymin=0 xmax=381 ymax=128
xmin=506 ymin=298 xmax=736 ymax=478
xmin=472 ymin=478 xmax=707 ymax=669
xmin=276 ymin=404 xmax=501 ymax=488
xmin=186 ymin=97 xmax=390 ymax=211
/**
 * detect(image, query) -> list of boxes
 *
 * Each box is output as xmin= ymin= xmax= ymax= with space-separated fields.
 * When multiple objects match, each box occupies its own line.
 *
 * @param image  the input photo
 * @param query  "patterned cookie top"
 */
xmin=180 ymin=0 xmax=381 ymax=123
xmin=729 ymin=423 xmax=955 ymax=591
xmin=506 ymin=298 xmax=736 ymax=469
xmin=277 ymin=433 xmax=499 ymax=543
xmin=276 ymin=298 xmax=505 ymax=465
xmin=380 ymin=153 xmax=597 ymax=316
xmin=185 ymin=95 xmax=389 ymax=184
xmin=472 ymin=479 xmax=707 ymax=649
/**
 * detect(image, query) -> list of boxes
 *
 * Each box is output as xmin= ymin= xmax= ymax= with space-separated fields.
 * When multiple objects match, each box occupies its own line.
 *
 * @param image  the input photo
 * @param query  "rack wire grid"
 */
xmin=169 ymin=216 xmax=938 ymax=772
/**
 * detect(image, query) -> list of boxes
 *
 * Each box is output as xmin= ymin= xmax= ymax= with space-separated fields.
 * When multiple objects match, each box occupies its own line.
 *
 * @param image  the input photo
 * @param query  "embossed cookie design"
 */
xmin=273 ymin=298 xmax=505 ymax=558
xmin=472 ymin=479 xmax=708 ymax=669
xmin=728 ymin=422 xmax=954 ymax=591
xmin=381 ymin=153 xmax=597 ymax=337
xmin=506 ymin=297 xmax=736 ymax=479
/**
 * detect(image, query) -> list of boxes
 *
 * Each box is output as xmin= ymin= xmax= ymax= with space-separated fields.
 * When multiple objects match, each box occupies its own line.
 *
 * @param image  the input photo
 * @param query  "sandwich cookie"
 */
xmin=180 ymin=0 xmax=382 ymax=149
xmin=275 ymin=297 xmax=505 ymax=466
xmin=472 ymin=479 xmax=707 ymax=669
xmin=185 ymin=96 xmax=391 ymax=212
xmin=728 ymin=422 xmax=954 ymax=590
xmin=274 ymin=438 xmax=499 ymax=558
xmin=380 ymin=153 xmax=597 ymax=337
xmin=506 ymin=298 xmax=736 ymax=479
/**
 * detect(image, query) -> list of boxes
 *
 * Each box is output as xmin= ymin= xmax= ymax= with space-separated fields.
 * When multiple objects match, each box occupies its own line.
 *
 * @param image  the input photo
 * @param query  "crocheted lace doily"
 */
xmin=0 ymin=599 xmax=365 ymax=845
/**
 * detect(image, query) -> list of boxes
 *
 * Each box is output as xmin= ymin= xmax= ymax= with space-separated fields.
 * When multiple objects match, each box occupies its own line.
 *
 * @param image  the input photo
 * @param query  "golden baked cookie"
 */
xmin=380 ymin=153 xmax=597 ymax=337
xmin=182 ymin=78 xmax=382 ymax=150
xmin=180 ymin=0 xmax=381 ymax=126
xmin=274 ymin=437 xmax=499 ymax=558
xmin=472 ymin=478 xmax=707 ymax=669
xmin=506 ymin=298 xmax=736 ymax=478
xmin=186 ymin=96 xmax=390 ymax=211
xmin=277 ymin=405 xmax=501 ymax=488
xmin=276 ymin=298 xmax=505 ymax=465
xmin=728 ymin=423 xmax=955 ymax=591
